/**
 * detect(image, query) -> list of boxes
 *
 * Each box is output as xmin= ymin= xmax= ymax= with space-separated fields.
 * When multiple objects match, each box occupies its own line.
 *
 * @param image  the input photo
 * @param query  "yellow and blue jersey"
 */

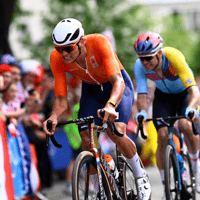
xmin=134 ymin=47 xmax=196 ymax=94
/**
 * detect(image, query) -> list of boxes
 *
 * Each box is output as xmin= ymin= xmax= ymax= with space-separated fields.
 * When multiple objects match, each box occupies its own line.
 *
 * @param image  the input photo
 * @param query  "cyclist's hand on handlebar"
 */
xmin=43 ymin=114 xmax=58 ymax=135
xmin=134 ymin=110 xmax=147 ymax=125
xmin=185 ymin=107 xmax=199 ymax=121
xmin=97 ymin=107 xmax=118 ymax=124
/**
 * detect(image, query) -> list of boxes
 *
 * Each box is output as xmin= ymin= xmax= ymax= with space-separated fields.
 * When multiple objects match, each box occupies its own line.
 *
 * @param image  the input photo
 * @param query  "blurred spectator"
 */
xmin=1 ymin=54 xmax=17 ymax=65
xmin=2 ymin=82 xmax=26 ymax=125
xmin=0 ymin=64 xmax=12 ymax=91
xmin=19 ymin=59 xmax=54 ymax=188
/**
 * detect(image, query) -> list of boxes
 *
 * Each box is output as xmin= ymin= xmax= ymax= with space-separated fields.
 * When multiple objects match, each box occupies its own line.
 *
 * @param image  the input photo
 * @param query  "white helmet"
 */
xmin=52 ymin=18 xmax=84 ymax=46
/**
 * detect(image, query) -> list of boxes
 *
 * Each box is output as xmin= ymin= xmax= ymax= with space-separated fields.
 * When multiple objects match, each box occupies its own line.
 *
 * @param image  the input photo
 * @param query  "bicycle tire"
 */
xmin=120 ymin=156 xmax=137 ymax=200
xmin=72 ymin=151 xmax=113 ymax=200
xmin=164 ymin=145 xmax=181 ymax=200
xmin=182 ymin=152 xmax=196 ymax=200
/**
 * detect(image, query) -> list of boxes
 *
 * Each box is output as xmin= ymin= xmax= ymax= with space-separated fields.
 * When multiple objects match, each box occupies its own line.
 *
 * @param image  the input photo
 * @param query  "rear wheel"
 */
xmin=164 ymin=145 xmax=181 ymax=200
xmin=72 ymin=151 xmax=113 ymax=200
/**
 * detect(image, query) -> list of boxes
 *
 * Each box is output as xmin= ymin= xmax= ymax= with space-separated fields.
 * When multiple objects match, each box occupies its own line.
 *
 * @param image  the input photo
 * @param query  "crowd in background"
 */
xmin=0 ymin=54 xmax=82 ymax=199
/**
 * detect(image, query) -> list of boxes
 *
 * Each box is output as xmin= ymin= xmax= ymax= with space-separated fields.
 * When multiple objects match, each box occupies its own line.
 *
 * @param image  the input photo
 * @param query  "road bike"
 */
xmin=46 ymin=110 xmax=147 ymax=200
xmin=136 ymin=112 xmax=198 ymax=200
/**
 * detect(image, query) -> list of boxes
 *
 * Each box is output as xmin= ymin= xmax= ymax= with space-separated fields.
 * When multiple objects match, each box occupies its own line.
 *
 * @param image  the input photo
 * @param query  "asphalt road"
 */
xmin=41 ymin=165 xmax=200 ymax=200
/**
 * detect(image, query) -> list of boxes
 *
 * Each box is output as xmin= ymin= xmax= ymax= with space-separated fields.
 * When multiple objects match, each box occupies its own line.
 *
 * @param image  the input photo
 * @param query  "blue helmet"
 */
xmin=134 ymin=32 xmax=163 ymax=56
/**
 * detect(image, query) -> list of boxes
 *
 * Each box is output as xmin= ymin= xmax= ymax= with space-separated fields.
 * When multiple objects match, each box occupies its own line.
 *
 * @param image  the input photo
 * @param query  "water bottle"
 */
xmin=104 ymin=154 xmax=119 ymax=179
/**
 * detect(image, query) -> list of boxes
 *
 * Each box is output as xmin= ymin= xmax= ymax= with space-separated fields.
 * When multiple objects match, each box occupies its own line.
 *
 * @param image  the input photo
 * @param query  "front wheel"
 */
xmin=72 ymin=151 xmax=113 ymax=200
xmin=164 ymin=145 xmax=181 ymax=200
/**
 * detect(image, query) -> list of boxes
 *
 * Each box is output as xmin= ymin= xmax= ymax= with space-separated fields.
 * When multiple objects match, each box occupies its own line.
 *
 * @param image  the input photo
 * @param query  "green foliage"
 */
xmin=12 ymin=0 xmax=200 ymax=77
xmin=160 ymin=14 xmax=198 ymax=74
xmin=12 ymin=0 xmax=154 ymax=78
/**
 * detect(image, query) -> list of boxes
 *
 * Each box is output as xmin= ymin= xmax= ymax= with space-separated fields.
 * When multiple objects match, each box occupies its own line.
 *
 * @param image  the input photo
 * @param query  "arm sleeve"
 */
xmin=50 ymin=50 xmax=68 ymax=96
xmin=95 ymin=35 xmax=121 ymax=77
xmin=134 ymin=59 xmax=148 ymax=94
xmin=164 ymin=47 xmax=196 ymax=88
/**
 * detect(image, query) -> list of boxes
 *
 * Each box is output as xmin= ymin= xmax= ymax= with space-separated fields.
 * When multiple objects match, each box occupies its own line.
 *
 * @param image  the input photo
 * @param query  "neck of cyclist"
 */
xmin=74 ymin=43 xmax=87 ymax=64
xmin=153 ymin=54 xmax=162 ymax=71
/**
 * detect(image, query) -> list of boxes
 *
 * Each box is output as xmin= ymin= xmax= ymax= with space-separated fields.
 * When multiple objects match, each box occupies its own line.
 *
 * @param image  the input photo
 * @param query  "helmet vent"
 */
xmin=146 ymin=44 xmax=153 ymax=51
xmin=70 ymin=28 xmax=80 ymax=41
xmin=66 ymin=19 xmax=71 ymax=22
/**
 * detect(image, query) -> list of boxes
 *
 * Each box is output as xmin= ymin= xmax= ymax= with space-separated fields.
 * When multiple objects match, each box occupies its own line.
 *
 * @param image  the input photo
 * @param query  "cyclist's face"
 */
xmin=58 ymin=40 xmax=82 ymax=65
xmin=139 ymin=50 xmax=162 ymax=71
xmin=139 ymin=55 xmax=158 ymax=71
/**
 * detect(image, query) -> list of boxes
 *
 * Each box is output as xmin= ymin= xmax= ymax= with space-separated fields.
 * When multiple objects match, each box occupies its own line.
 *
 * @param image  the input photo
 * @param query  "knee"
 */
xmin=157 ymin=128 xmax=168 ymax=150
xmin=179 ymin=119 xmax=192 ymax=134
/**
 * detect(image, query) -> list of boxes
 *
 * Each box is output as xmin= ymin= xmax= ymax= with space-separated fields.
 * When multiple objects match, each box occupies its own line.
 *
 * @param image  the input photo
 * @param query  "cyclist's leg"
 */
xmin=152 ymin=89 xmax=177 ymax=198
xmin=177 ymin=91 xmax=200 ymax=193
xmin=108 ymin=70 xmax=151 ymax=199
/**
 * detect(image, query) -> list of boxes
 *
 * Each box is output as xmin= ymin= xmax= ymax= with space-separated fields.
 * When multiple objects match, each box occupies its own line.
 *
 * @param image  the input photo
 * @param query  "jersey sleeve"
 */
xmin=95 ymin=35 xmax=121 ymax=77
xmin=134 ymin=59 xmax=148 ymax=94
xmin=50 ymin=50 xmax=68 ymax=96
xmin=164 ymin=47 xmax=196 ymax=88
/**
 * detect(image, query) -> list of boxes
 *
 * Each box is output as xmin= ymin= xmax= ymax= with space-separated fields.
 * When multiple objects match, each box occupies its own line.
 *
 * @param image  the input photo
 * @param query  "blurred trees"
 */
xmin=11 ymin=0 xmax=200 ymax=77
xmin=12 ymin=0 xmax=154 ymax=78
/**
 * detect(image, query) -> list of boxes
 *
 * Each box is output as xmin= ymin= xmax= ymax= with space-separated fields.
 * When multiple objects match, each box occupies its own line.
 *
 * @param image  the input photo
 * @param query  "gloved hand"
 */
xmin=134 ymin=110 xmax=147 ymax=121
xmin=185 ymin=107 xmax=199 ymax=119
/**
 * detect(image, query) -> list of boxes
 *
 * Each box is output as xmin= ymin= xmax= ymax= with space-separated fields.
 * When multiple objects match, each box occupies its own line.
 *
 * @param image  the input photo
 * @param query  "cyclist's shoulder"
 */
xmin=86 ymin=33 xmax=112 ymax=48
xmin=163 ymin=47 xmax=185 ymax=61
xmin=134 ymin=59 xmax=146 ymax=72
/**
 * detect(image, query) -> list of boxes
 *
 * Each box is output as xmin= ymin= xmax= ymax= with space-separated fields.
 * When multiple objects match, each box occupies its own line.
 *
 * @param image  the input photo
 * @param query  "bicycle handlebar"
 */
xmin=46 ymin=110 xmax=124 ymax=148
xmin=136 ymin=111 xmax=198 ymax=139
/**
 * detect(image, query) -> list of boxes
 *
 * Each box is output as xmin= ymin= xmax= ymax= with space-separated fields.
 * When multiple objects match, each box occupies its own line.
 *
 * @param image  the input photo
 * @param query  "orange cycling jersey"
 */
xmin=50 ymin=34 xmax=124 ymax=96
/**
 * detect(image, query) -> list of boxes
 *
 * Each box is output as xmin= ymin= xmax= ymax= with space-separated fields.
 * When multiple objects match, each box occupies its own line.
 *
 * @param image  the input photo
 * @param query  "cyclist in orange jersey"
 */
xmin=43 ymin=18 xmax=151 ymax=200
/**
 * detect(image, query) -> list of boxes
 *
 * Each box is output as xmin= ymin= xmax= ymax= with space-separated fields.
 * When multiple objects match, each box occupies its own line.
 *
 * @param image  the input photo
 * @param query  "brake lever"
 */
xmin=99 ymin=110 xmax=123 ymax=137
xmin=46 ymin=120 xmax=62 ymax=148
xmin=137 ymin=115 xmax=147 ymax=140
xmin=188 ymin=111 xmax=198 ymax=135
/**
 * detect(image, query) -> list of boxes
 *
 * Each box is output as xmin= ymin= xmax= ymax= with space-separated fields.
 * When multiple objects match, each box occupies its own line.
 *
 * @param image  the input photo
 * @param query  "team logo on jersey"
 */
xmin=185 ymin=79 xmax=193 ymax=84
xmin=90 ymin=56 xmax=99 ymax=68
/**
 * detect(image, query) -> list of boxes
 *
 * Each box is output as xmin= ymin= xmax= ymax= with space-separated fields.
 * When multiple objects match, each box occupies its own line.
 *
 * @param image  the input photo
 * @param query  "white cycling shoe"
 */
xmin=135 ymin=174 xmax=151 ymax=200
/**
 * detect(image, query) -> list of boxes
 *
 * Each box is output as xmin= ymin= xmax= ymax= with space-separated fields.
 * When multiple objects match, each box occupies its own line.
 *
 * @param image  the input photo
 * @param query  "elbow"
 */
xmin=122 ymin=79 xmax=126 ymax=93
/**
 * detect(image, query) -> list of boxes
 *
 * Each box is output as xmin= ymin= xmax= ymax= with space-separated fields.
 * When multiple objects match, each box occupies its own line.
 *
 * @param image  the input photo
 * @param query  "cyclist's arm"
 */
xmin=187 ymin=86 xmax=200 ymax=116
xmin=99 ymin=72 xmax=125 ymax=124
xmin=43 ymin=95 xmax=68 ymax=135
xmin=137 ymin=93 xmax=148 ymax=112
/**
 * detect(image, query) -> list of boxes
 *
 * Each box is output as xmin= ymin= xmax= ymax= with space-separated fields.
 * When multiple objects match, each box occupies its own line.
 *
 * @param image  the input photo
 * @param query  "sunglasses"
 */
xmin=139 ymin=56 xmax=154 ymax=61
xmin=54 ymin=39 xmax=80 ymax=53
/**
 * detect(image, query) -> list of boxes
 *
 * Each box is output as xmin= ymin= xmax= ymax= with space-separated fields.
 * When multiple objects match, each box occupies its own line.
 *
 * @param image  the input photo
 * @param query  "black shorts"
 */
xmin=153 ymin=88 xmax=189 ymax=130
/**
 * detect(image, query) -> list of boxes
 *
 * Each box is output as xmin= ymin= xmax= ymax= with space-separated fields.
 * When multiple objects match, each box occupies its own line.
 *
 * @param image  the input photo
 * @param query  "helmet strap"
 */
xmin=73 ymin=42 xmax=82 ymax=63
xmin=153 ymin=55 xmax=160 ymax=71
